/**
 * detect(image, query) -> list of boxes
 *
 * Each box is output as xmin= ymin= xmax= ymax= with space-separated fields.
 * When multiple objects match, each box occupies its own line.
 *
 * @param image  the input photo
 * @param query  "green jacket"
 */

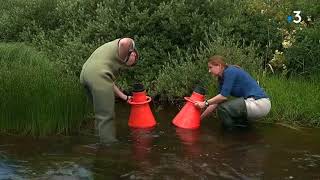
xmin=80 ymin=39 xmax=126 ymax=82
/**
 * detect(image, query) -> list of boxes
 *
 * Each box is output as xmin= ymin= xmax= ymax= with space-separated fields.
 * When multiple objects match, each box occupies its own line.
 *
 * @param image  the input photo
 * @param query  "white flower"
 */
xmin=282 ymin=64 xmax=287 ymax=69
xmin=275 ymin=50 xmax=283 ymax=55
xmin=307 ymin=16 xmax=312 ymax=22
xmin=282 ymin=40 xmax=292 ymax=48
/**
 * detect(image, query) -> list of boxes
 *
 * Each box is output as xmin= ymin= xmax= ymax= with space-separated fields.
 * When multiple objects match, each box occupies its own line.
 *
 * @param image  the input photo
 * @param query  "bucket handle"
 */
xmin=128 ymin=96 xmax=152 ymax=105
xmin=184 ymin=97 xmax=196 ymax=104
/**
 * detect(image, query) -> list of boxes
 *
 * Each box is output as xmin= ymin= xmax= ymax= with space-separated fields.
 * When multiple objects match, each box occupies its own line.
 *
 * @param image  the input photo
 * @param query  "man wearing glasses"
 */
xmin=80 ymin=38 xmax=139 ymax=144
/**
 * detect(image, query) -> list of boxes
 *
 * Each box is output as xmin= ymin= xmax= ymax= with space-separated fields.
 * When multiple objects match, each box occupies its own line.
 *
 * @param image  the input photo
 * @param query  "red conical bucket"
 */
xmin=172 ymin=86 xmax=206 ymax=129
xmin=128 ymin=83 xmax=156 ymax=128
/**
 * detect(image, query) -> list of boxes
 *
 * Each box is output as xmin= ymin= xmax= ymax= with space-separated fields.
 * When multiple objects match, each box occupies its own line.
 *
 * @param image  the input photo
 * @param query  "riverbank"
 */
xmin=0 ymin=44 xmax=319 ymax=135
xmin=0 ymin=0 xmax=319 ymax=135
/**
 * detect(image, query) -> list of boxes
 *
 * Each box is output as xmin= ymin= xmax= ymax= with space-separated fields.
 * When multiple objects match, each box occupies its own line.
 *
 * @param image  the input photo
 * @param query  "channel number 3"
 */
xmin=293 ymin=11 xmax=302 ymax=23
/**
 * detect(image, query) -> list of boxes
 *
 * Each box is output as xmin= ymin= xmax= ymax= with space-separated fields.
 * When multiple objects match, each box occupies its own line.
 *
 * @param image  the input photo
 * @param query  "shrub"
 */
xmin=154 ymin=36 xmax=262 ymax=101
xmin=284 ymin=22 xmax=320 ymax=77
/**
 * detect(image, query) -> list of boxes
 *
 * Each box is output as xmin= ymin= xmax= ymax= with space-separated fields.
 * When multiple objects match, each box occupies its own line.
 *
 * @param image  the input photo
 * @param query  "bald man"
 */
xmin=80 ymin=38 xmax=139 ymax=144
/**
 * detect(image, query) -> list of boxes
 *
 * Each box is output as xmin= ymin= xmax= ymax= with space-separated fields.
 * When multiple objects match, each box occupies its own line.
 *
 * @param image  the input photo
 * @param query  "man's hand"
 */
xmin=126 ymin=95 xmax=132 ymax=103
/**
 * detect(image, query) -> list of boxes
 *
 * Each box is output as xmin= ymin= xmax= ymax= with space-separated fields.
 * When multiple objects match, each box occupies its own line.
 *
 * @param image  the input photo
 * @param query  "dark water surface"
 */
xmin=1 ymin=102 xmax=320 ymax=179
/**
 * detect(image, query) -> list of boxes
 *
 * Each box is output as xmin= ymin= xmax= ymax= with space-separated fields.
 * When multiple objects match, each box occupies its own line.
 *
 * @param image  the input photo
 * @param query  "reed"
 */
xmin=0 ymin=43 xmax=90 ymax=136
xmin=261 ymin=75 xmax=320 ymax=127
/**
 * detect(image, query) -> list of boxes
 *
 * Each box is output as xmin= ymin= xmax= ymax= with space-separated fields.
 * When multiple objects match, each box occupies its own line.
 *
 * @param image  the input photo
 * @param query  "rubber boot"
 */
xmin=216 ymin=97 xmax=247 ymax=130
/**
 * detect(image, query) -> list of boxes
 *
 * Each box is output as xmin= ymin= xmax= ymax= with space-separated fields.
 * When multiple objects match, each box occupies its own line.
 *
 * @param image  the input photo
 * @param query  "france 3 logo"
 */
xmin=287 ymin=11 xmax=302 ymax=24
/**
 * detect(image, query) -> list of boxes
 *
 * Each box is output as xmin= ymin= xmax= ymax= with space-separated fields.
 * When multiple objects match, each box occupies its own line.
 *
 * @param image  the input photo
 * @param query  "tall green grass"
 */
xmin=0 ymin=43 xmax=90 ymax=136
xmin=260 ymin=75 xmax=320 ymax=127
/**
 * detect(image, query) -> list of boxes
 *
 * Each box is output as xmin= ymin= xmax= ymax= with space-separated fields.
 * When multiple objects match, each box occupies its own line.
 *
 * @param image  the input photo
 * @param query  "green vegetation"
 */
xmin=285 ymin=22 xmax=320 ymax=77
xmin=262 ymin=75 xmax=320 ymax=127
xmin=0 ymin=0 xmax=319 ymax=134
xmin=155 ymin=37 xmax=262 ymax=100
xmin=0 ymin=43 xmax=89 ymax=136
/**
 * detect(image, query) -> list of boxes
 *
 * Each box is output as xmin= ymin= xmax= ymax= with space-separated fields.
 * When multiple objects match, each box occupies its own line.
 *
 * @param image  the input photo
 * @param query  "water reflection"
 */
xmin=130 ymin=128 xmax=154 ymax=166
xmin=44 ymin=162 xmax=93 ymax=180
xmin=218 ymin=129 xmax=266 ymax=179
xmin=175 ymin=128 xmax=202 ymax=157
xmin=0 ymin=103 xmax=320 ymax=179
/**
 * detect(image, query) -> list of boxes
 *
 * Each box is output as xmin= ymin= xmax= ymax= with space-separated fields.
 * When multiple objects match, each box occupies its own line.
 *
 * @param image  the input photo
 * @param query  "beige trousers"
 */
xmin=245 ymin=98 xmax=271 ymax=120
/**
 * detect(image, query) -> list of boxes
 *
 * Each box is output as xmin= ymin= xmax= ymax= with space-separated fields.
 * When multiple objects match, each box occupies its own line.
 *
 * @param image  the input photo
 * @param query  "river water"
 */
xmin=0 ymin=102 xmax=320 ymax=179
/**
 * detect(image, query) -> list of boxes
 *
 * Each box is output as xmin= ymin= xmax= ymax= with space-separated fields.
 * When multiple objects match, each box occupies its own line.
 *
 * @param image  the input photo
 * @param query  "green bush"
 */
xmin=0 ymin=43 xmax=90 ymax=136
xmin=83 ymin=0 xmax=244 ymax=87
xmin=1 ymin=0 xmax=276 ymax=86
xmin=154 ymin=36 xmax=262 ymax=101
xmin=285 ymin=22 xmax=320 ymax=76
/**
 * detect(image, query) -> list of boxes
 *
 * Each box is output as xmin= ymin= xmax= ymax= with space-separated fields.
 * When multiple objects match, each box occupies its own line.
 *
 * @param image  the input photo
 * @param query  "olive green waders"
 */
xmin=82 ymin=76 xmax=117 ymax=144
xmin=216 ymin=97 xmax=248 ymax=130
xmin=80 ymin=39 xmax=124 ymax=144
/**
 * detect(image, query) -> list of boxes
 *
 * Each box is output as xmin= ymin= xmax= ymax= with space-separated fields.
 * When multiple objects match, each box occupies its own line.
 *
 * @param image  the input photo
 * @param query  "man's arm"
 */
xmin=113 ymin=83 xmax=128 ymax=101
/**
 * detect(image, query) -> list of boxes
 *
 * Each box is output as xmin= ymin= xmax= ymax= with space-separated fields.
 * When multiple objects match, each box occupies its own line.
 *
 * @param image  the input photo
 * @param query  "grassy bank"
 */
xmin=261 ymin=75 xmax=320 ymax=127
xmin=0 ymin=43 xmax=90 ymax=136
xmin=171 ymin=72 xmax=320 ymax=128
xmin=1 ymin=43 xmax=319 ymax=136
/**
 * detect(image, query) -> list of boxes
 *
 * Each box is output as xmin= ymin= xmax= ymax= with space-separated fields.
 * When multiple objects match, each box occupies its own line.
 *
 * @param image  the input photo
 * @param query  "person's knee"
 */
xmin=216 ymin=105 xmax=224 ymax=119
xmin=217 ymin=103 xmax=228 ymax=114
xmin=217 ymin=103 xmax=231 ymax=117
xmin=217 ymin=105 xmax=233 ymax=128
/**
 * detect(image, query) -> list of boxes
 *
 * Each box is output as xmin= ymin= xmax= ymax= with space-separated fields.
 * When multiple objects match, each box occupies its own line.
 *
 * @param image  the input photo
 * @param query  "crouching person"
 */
xmin=195 ymin=55 xmax=271 ymax=130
